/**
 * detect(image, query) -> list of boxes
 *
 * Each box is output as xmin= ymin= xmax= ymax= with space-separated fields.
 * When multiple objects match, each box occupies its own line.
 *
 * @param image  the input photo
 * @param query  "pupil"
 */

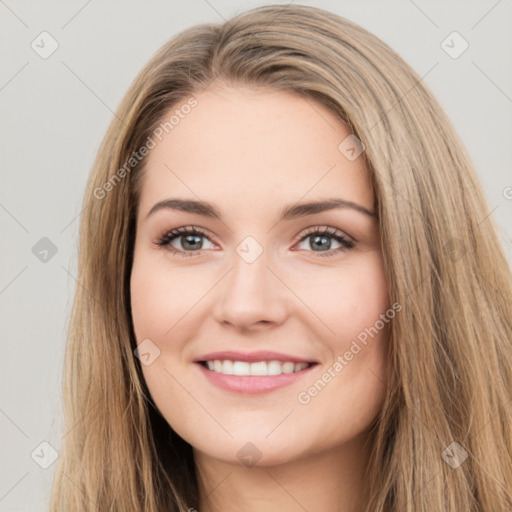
xmin=183 ymin=234 xmax=202 ymax=250
xmin=311 ymin=235 xmax=330 ymax=251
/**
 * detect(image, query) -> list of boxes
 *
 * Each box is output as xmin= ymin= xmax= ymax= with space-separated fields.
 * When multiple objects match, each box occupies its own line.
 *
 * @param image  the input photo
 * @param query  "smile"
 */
xmin=194 ymin=351 xmax=319 ymax=394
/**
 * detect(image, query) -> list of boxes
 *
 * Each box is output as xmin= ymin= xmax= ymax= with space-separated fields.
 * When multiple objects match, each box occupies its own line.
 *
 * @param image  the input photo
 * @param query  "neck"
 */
xmin=193 ymin=431 xmax=373 ymax=512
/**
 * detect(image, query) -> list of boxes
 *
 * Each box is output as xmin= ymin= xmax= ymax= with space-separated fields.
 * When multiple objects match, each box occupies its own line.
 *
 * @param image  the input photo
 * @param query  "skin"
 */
xmin=130 ymin=84 xmax=391 ymax=512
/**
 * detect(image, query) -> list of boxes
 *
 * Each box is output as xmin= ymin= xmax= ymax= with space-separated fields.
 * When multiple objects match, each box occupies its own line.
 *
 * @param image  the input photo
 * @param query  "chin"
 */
xmin=192 ymin=439 xmax=308 ymax=468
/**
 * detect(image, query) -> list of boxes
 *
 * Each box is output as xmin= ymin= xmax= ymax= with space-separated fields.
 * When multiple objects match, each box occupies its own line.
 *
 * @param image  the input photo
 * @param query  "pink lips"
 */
xmin=194 ymin=350 xmax=316 ymax=364
xmin=194 ymin=350 xmax=318 ymax=394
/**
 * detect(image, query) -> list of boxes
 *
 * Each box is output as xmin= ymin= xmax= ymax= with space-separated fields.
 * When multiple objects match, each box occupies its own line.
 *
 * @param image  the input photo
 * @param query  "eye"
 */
xmin=154 ymin=225 xmax=355 ymax=258
xmin=293 ymin=226 xmax=355 ymax=257
xmin=155 ymin=226 xmax=216 ymax=257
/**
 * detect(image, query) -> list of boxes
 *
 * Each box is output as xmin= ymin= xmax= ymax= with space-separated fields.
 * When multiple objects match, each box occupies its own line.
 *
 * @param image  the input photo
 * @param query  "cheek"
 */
xmin=312 ymin=252 xmax=390 ymax=344
xmin=130 ymin=262 xmax=163 ymax=342
xmin=301 ymin=252 xmax=390 ymax=409
xmin=130 ymin=256 xmax=203 ymax=433
xmin=293 ymin=265 xmax=391 ymax=446
xmin=130 ymin=253 xmax=206 ymax=342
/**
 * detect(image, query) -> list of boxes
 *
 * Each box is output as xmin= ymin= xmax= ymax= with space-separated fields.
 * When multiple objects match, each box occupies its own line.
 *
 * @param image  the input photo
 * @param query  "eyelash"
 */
xmin=154 ymin=225 xmax=355 ymax=258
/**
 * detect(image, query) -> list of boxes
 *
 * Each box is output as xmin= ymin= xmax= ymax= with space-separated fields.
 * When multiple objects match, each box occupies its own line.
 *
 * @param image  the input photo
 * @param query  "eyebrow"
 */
xmin=146 ymin=198 xmax=376 ymax=221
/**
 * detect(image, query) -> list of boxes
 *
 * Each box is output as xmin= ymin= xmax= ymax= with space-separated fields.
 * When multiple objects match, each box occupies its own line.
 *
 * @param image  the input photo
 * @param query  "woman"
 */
xmin=49 ymin=4 xmax=512 ymax=511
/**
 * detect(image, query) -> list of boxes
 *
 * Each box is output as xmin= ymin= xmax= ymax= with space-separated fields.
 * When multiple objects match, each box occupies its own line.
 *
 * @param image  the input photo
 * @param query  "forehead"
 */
xmin=137 ymin=86 xmax=374 ymax=218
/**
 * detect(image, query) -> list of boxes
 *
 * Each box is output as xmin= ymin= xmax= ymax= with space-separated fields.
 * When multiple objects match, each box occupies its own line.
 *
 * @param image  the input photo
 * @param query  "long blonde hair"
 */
xmin=49 ymin=4 xmax=512 ymax=511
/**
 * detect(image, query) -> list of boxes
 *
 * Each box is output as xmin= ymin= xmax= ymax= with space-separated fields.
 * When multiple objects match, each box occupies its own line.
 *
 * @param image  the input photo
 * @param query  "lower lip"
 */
xmin=196 ymin=362 xmax=317 ymax=394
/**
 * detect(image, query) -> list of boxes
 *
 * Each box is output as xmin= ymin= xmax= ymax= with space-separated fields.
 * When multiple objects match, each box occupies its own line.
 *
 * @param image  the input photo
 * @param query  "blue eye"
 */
xmin=294 ymin=226 xmax=355 ymax=257
xmin=155 ymin=226 xmax=214 ymax=257
xmin=155 ymin=225 xmax=355 ymax=258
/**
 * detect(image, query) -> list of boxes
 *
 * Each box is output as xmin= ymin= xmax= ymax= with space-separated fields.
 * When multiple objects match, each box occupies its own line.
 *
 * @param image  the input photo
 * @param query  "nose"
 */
xmin=213 ymin=247 xmax=289 ymax=332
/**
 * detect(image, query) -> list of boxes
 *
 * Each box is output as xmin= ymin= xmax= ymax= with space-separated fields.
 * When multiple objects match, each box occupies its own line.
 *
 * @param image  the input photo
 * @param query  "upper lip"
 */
xmin=194 ymin=350 xmax=318 ymax=364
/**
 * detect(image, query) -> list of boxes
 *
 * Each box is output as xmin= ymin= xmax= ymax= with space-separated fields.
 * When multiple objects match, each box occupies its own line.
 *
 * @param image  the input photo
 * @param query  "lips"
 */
xmin=194 ymin=350 xmax=319 ymax=394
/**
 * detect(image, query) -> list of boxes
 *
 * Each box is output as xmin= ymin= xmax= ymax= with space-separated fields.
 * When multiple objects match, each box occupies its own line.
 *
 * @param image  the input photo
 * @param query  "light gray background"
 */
xmin=1 ymin=1 xmax=511 ymax=510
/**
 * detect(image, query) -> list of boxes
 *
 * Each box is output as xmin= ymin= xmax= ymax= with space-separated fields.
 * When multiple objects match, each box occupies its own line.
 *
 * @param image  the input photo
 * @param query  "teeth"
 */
xmin=233 ymin=361 xmax=250 ymax=376
xmin=204 ymin=360 xmax=310 ymax=376
xmin=250 ymin=361 xmax=267 ymax=376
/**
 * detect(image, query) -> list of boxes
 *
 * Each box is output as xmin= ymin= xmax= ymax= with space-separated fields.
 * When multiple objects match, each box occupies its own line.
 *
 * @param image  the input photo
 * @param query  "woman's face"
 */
xmin=130 ymin=85 xmax=391 ymax=466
